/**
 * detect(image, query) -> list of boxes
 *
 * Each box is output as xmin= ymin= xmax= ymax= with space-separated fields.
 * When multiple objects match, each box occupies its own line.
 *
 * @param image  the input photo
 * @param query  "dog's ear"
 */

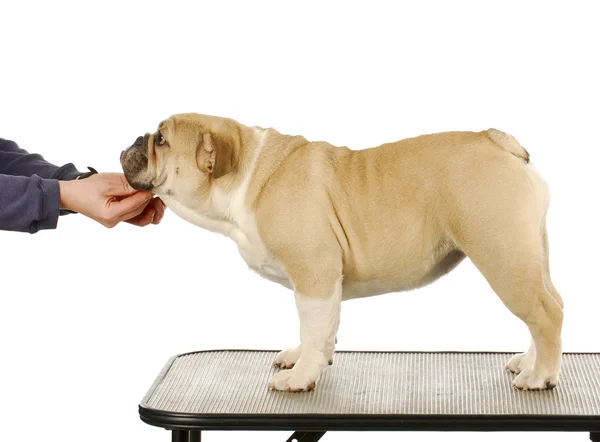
xmin=196 ymin=132 xmax=234 ymax=179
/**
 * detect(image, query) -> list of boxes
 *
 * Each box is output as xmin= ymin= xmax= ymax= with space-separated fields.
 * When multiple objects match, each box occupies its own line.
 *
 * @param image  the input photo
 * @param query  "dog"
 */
xmin=120 ymin=113 xmax=563 ymax=392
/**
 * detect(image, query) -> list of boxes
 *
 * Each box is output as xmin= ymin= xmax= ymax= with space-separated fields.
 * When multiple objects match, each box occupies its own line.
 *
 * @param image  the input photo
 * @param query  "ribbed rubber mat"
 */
xmin=143 ymin=351 xmax=600 ymax=415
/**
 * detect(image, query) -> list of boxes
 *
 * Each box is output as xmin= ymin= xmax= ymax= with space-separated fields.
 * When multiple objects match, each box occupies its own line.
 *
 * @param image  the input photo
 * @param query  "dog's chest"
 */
xmin=165 ymin=194 xmax=290 ymax=287
xmin=213 ymin=184 xmax=291 ymax=289
xmin=232 ymin=224 xmax=290 ymax=287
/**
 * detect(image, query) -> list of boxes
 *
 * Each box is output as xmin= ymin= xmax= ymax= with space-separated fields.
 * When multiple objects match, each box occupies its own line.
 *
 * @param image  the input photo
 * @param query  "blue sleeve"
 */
xmin=0 ymin=138 xmax=84 ymax=233
xmin=0 ymin=138 xmax=81 ymax=180
xmin=0 ymin=174 xmax=61 ymax=233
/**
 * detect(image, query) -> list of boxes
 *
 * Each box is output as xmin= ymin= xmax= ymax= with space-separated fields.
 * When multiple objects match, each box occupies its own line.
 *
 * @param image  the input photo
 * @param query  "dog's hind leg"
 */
xmin=464 ymin=229 xmax=562 ymax=389
xmin=452 ymin=166 xmax=563 ymax=390
xmin=505 ymin=219 xmax=563 ymax=376
xmin=541 ymin=221 xmax=563 ymax=309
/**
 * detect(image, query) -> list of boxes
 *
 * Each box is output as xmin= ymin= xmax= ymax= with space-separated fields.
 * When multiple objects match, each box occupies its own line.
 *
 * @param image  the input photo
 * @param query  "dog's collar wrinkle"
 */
xmin=152 ymin=174 xmax=168 ymax=189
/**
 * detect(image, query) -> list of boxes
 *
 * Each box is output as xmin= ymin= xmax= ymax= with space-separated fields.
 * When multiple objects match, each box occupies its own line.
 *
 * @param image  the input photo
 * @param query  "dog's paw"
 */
xmin=268 ymin=368 xmax=317 ymax=392
xmin=512 ymin=368 xmax=558 ymax=391
xmin=273 ymin=346 xmax=302 ymax=369
xmin=506 ymin=352 xmax=534 ymax=374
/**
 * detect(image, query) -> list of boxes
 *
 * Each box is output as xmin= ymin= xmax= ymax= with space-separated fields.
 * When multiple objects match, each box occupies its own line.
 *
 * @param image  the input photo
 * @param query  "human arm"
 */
xmin=0 ymin=137 xmax=81 ymax=180
xmin=0 ymin=139 xmax=165 ymax=232
xmin=0 ymin=173 xmax=64 ymax=233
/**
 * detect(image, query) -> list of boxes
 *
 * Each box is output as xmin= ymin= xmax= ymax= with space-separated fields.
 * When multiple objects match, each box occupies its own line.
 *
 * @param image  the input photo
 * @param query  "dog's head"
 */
xmin=120 ymin=113 xmax=241 ymax=204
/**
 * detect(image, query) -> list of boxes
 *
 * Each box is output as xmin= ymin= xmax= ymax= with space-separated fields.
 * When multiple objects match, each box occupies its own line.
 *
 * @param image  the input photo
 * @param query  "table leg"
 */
xmin=286 ymin=431 xmax=326 ymax=442
xmin=172 ymin=430 xmax=201 ymax=442
xmin=590 ymin=432 xmax=599 ymax=442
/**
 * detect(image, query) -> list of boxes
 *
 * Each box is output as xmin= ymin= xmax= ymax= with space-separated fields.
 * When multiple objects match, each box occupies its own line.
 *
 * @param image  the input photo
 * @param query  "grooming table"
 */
xmin=140 ymin=351 xmax=600 ymax=441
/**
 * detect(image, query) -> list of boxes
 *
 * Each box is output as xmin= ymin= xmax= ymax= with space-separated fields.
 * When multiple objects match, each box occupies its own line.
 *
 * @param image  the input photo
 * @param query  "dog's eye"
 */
xmin=157 ymin=132 xmax=166 ymax=146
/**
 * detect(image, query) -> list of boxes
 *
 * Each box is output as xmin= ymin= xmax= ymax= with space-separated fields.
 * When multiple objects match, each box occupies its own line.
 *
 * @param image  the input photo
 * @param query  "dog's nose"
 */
xmin=134 ymin=136 xmax=144 ymax=146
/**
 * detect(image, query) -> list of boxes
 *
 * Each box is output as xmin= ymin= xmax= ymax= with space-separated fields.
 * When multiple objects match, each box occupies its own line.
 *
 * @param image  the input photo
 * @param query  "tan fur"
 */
xmin=485 ymin=128 xmax=530 ymax=163
xmin=121 ymin=113 xmax=563 ymax=392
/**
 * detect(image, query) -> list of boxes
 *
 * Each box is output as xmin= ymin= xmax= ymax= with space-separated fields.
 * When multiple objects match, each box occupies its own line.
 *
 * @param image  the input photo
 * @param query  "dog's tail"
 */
xmin=485 ymin=128 xmax=530 ymax=163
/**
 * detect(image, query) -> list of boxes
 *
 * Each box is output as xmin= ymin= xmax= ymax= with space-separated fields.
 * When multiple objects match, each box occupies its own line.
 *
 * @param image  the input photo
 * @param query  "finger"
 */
xmin=106 ymin=173 xmax=150 ymax=197
xmin=108 ymin=191 xmax=152 ymax=218
xmin=127 ymin=208 xmax=156 ymax=227
xmin=118 ymin=200 xmax=153 ymax=224
xmin=150 ymin=198 xmax=165 ymax=223
xmin=147 ymin=197 xmax=163 ymax=211
xmin=152 ymin=205 xmax=165 ymax=224
xmin=137 ymin=197 xmax=164 ymax=225
xmin=125 ymin=211 xmax=150 ymax=227
xmin=117 ymin=173 xmax=142 ymax=196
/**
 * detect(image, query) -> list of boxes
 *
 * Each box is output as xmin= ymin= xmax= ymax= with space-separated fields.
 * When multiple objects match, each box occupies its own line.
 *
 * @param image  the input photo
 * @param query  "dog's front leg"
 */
xmin=268 ymin=277 xmax=342 ymax=392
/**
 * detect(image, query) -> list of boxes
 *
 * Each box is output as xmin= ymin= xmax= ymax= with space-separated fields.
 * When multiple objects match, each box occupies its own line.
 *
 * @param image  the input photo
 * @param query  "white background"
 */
xmin=1 ymin=1 xmax=598 ymax=441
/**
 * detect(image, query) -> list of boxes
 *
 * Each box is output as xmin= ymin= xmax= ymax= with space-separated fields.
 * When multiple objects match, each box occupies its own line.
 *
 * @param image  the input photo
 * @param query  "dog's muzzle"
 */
xmin=121 ymin=135 xmax=145 ymax=159
xmin=121 ymin=134 xmax=152 ymax=190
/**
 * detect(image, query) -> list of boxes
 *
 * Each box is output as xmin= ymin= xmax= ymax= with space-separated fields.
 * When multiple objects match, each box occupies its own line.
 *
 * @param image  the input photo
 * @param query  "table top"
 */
xmin=140 ymin=350 xmax=600 ymax=431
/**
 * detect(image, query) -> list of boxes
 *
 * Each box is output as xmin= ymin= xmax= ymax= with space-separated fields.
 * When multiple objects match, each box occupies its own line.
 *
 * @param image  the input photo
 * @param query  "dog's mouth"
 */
xmin=121 ymin=135 xmax=153 ymax=191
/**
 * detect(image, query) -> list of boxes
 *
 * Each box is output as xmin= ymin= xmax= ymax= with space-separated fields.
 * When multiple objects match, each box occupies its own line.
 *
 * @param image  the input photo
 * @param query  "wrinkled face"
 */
xmin=120 ymin=113 xmax=237 ymax=205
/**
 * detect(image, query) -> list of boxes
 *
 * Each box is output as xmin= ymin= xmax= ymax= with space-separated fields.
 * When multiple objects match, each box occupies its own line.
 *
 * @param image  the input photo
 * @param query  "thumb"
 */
xmin=119 ymin=173 xmax=139 ymax=195
xmin=105 ymin=173 xmax=141 ymax=197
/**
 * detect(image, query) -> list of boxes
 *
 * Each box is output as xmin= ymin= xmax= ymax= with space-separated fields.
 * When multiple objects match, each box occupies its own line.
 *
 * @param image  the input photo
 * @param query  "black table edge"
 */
xmin=140 ymin=350 xmax=600 ymax=432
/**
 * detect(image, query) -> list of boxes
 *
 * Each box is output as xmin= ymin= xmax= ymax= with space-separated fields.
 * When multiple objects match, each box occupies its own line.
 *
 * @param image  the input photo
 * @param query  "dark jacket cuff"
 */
xmin=51 ymin=163 xmax=82 ymax=181
xmin=37 ymin=178 xmax=61 ymax=231
xmin=54 ymin=163 xmax=85 ymax=215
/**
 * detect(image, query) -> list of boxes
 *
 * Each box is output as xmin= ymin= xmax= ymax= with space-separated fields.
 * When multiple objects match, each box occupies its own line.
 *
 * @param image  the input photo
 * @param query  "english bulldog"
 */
xmin=120 ymin=113 xmax=563 ymax=392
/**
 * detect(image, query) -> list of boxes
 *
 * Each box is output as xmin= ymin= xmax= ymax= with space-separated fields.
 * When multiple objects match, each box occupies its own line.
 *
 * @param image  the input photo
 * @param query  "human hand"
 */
xmin=125 ymin=195 xmax=166 ymax=227
xmin=58 ymin=173 xmax=166 ymax=228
